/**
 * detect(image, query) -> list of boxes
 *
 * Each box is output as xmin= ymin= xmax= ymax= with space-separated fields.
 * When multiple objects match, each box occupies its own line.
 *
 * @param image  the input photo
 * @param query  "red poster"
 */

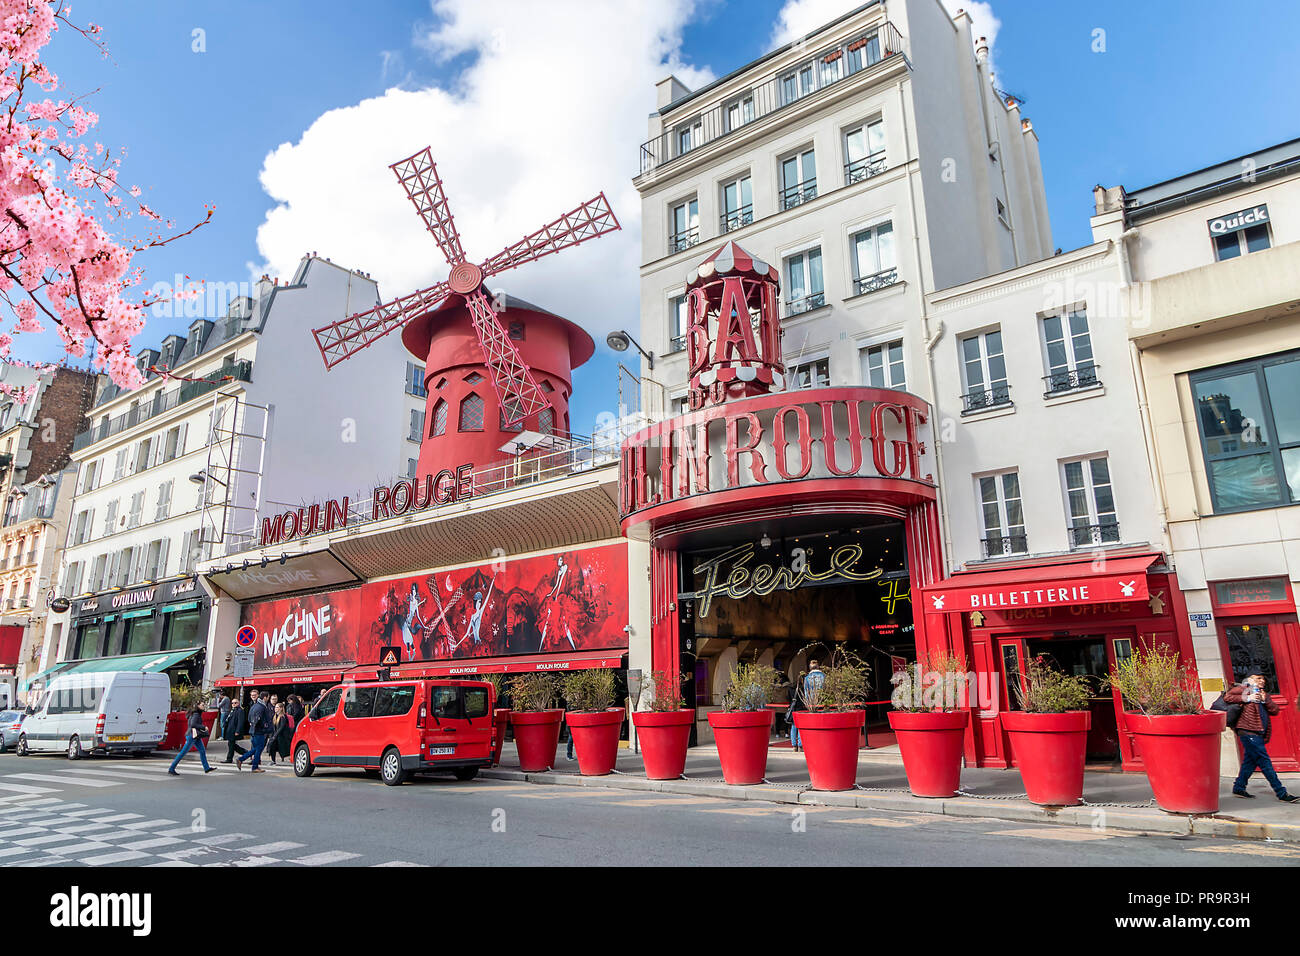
xmin=240 ymin=589 xmax=363 ymax=669
xmin=358 ymin=542 xmax=628 ymax=665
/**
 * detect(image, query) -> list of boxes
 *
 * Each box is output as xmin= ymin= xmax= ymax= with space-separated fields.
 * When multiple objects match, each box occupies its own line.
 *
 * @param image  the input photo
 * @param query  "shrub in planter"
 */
xmin=163 ymin=683 xmax=216 ymax=750
xmin=1003 ymin=656 xmax=1094 ymax=806
xmin=482 ymin=674 xmax=509 ymax=767
xmin=508 ymin=673 xmax=563 ymax=772
xmin=794 ymin=647 xmax=870 ymax=791
xmin=562 ymin=669 xmax=624 ymax=776
xmin=632 ymin=669 xmax=693 ymax=781
xmin=1106 ymin=646 xmax=1223 ymax=814
xmin=708 ymin=660 xmax=781 ymax=785
xmin=888 ymin=650 xmax=971 ymax=797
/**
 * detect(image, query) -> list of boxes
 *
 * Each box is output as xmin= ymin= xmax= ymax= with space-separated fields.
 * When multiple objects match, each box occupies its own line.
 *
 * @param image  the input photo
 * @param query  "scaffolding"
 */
xmin=197 ymin=388 xmax=269 ymax=559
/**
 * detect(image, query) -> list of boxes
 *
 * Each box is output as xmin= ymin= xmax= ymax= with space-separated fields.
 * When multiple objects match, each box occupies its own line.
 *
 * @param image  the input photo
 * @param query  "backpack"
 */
xmin=1210 ymin=692 xmax=1242 ymax=728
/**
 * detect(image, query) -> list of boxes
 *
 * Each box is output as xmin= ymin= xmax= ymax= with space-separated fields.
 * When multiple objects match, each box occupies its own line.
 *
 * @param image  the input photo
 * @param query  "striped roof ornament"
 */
xmin=687 ymin=241 xmax=779 ymax=288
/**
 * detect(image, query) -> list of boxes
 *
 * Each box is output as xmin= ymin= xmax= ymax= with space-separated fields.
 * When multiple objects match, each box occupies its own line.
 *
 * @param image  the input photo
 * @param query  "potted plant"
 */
xmin=888 ymin=650 xmax=971 ymax=797
xmin=562 ymin=668 xmax=625 ymax=776
xmin=793 ymin=647 xmax=871 ymax=791
xmin=1002 ymin=655 xmax=1093 ymax=806
xmin=1106 ymin=646 xmax=1224 ymax=814
xmin=508 ymin=673 xmax=563 ymax=772
xmin=631 ymin=669 xmax=694 ymax=780
xmin=483 ymin=673 xmax=510 ymax=767
xmin=707 ymin=660 xmax=781 ymax=785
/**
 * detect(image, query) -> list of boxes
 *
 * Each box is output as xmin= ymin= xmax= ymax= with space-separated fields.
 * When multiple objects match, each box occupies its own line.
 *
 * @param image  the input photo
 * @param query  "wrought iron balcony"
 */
xmin=845 ymin=151 xmax=887 ymax=185
xmin=779 ymin=179 xmax=818 ymax=211
xmin=1043 ymin=364 xmax=1101 ymax=396
xmin=961 ymin=383 xmax=1012 ymax=415
xmin=669 ymin=334 xmax=687 ymax=353
xmin=720 ymin=205 xmax=753 ymax=234
xmin=853 ymin=267 xmax=899 ymax=296
xmin=639 ymin=21 xmax=907 ymax=175
xmin=1069 ymin=521 xmax=1121 ymax=549
xmin=982 ymin=533 xmax=1028 ymax=557
xmin=785 ymin=292 xmax=826 ymax=317
xmin=669 ymin=228 xmax=699 ymax=255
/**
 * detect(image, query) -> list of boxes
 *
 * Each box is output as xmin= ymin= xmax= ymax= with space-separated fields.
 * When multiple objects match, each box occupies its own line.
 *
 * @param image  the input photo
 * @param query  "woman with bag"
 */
xmin=168 ymin=705 xmax=215 ymax=776
xmin=788 ymin=670 xmax=807 ymax=752
xmin=266 ymin=702 xmax=294 ymax=765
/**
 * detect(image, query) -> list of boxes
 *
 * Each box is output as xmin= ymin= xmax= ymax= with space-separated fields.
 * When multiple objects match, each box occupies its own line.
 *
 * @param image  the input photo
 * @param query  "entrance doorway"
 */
xmin=1218 ymin=619 xmax=1300 ymax=772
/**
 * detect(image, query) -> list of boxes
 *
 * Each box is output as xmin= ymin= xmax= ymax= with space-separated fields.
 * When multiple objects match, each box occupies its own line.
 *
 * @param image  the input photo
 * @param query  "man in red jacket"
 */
xmin=1227 ymin=670 xmax=1298 ymax=802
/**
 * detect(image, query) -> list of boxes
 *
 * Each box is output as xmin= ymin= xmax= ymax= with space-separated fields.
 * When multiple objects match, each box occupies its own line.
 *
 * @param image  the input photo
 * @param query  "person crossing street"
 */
xmin=237 ymin=692 xmax=273 ymax=773
xmin=167 ymin=705 xmax=215 ymax=776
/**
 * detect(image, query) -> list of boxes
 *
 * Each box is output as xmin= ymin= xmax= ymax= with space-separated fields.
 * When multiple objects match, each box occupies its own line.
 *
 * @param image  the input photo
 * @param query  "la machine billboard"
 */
xmin=241 ymin=542 xmax=629 ymax=670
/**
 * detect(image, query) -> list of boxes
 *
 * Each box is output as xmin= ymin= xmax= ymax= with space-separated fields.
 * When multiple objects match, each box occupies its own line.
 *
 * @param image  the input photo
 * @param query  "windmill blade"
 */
xmin=479 ymin=192 xmax=620 ymax=278
xmin=312 ymin=280 xmax=451 ymax=369
xmin=463 ymin=289 xmax=550 ymax=426
xmin=391 ymin=147 xmax=467 ymax=266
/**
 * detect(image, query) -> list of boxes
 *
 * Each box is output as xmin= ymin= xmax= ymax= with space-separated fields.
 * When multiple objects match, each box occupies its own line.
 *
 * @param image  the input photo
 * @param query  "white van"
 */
xmin=16 ymin=671 xmax=170 ymax=758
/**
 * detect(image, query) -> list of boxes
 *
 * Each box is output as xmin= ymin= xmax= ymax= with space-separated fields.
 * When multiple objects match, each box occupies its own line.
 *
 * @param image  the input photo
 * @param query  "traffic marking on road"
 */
xmin=9 ymin=773 xmax=124 ymax=788
xmin=118 ymin=836 xmax=185 ymax=851
xmin=13 ymin=833 xmax=85 ymax=847
xmin=288 ymin=850 xmax=362 ymax=865
xmin=239 ymin=840 xmax=306 ymax=855
xmin=80 ymin=849 xmax=151 ymax=865
xmin=85 ymin=812 xmax=144 ymax=824
xmin=121 ymin=818 xmax=179 ymax=830
xmin=0 ymin=782 xmax=59 ymax=794
xmin=191 ymin=832 xmax=255 ymax=846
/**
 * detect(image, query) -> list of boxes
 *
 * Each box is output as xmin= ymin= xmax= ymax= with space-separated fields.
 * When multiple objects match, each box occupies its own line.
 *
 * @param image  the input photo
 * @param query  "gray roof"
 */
xmin=1125 ymin=137 xmax=1300 ymax=222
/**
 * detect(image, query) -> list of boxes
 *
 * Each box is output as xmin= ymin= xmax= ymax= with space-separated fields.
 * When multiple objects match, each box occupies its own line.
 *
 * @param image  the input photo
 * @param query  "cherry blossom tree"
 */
xmin=0 ymin=0 xmax=211 ymax=399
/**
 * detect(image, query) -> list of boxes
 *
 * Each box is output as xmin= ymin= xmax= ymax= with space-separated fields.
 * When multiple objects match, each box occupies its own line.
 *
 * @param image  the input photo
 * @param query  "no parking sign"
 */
xmin=236 ymin=624 xmax=257 ymax=648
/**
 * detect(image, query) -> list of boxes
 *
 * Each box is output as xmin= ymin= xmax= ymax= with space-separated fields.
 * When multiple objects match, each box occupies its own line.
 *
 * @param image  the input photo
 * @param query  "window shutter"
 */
xmin=152 ymin=435 xmax=164 ymax=468
xmin=178 ymin=422 xmax=188 ymax=457
xmin=157 ymin=537 xmax=170 ymax=578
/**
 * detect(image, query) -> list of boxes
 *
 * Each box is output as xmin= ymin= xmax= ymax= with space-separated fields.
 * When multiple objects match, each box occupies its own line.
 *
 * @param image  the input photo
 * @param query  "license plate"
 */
xmin=107 ymin=735 xmax=129 ymax=741
xmin=428 ymin=746 xmax=455 ymax=755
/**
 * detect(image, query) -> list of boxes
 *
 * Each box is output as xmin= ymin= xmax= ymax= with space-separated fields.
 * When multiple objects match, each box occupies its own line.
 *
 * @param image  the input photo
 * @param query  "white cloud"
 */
xmin=252 ymin=0 xmax=713 ymax=346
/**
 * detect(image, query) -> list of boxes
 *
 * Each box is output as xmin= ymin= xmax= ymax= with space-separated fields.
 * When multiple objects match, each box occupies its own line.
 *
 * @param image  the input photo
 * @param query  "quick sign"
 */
xmin=1207 ymin=204 xmax=1268 ymax=235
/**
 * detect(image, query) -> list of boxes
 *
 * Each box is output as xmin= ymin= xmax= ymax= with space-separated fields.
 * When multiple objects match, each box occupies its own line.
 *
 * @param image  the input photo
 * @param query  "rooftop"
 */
xmin=1124 ymin=137 xmax=1300 ymax=222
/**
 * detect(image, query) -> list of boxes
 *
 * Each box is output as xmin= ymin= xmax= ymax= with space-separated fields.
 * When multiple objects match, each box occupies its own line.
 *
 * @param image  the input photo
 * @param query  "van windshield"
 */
xmin=429 ymin=686 xmax=490 ymax=720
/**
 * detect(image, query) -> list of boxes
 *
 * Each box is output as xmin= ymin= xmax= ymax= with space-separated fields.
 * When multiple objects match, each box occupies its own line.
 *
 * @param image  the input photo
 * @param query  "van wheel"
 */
xmin=67 ymin=736 xmax=84 ymax=760
xmin=453 ymin=767 xmax=479 ymax=782
xmin=293 ymin=743 xmax=315 ymax=778
xmin=380 ymin=747 xmax=406 ymax=786
xmin=16 ymin=734 xmax=28 ymax=756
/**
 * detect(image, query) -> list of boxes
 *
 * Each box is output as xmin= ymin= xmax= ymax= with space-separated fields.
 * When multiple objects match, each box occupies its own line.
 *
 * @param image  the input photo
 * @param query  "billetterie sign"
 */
xmin=260 ymin=463 xmax=474 ymax=546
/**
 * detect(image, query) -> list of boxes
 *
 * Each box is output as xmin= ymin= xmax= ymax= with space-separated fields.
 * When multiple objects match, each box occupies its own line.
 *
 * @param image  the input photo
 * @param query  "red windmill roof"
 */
xmin=686 ymin=241 xmax=779 ymax=289
xmin=400 ymin=291 xmax=595 ymax=368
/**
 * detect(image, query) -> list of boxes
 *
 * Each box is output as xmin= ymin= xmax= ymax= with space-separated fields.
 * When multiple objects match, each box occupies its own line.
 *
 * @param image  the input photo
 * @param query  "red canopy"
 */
xmin=917 ymin=553 xmax=1161 ymax=614
xmin=348 ymin=648 xmax=625 ymax=681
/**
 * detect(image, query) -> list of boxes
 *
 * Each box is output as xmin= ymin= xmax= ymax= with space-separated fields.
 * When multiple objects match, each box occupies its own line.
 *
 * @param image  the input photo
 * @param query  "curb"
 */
xmin=480 ymin=768 xmax=1300 ymax=843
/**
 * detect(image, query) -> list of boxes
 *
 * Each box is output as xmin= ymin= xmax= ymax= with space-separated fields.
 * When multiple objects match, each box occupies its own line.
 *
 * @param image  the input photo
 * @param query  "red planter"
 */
xmin=632 ymin=709 xmax=694 ymax=780
xmin=566 ymin=708 xmax=626 ymax=776
xmin=161 ymin=710 xmax=217 ymax=751
xmin=491 ymin=708 xmax=510 ymax=767
xmin=888 ymin=710 xmax=969 ymax=797
xmin=1123 ymin=711 xmax=1225 ymax=814
xmin=1002 ymin=710 xmax=1091 ymax=806
xmin=510 ymin=709 xmax=563 ymax=772
xmin=707 ymin=709 xmax=773 ymax=785
xmin=794 ymin=710 xmax=865 ymax=791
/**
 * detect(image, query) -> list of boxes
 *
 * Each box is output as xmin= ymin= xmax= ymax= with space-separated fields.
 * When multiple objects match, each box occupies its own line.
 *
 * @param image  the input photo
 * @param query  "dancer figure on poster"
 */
xmin=400 ymin=582 xmax=427 ymax=659
xmin=464 ymin=575 xmax=497 ymax=648
xmin=540 ymin=554 xmax=578 ymax=651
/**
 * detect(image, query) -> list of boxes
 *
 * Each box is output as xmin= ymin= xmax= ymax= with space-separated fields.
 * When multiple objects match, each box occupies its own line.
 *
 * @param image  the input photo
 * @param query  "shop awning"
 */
xmin=56 ymin=647 xmax=205 ymax=675
xmin=20 ymin=661 xmax=76 ymax=692
xmin=348 ymin=648 xmax=628 ymax=681
xmin=917 ymin=553 xmax=1161 ymax=614
xmin=214 ymin=665 xmax=350 ymax=688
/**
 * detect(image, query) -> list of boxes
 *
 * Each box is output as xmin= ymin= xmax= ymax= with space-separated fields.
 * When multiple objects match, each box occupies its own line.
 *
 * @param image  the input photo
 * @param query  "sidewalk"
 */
xmin=482 ymin=742 xmax=1300 ymax=844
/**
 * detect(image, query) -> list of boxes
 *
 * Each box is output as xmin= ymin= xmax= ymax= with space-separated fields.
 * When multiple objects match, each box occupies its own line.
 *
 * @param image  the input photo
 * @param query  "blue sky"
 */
xmin=20 ymin=0 xmax=1300 ymax=438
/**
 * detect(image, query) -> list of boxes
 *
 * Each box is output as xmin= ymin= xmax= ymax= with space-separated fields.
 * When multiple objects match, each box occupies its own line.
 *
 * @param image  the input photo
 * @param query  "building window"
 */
xmin=819 ymin=49 xmax=844 ymax=86
xmin=143 ymin=538 xmax=168 ymax=580
xmin=508 ymin=320 xmax=525 ymax=341
xmin=861 ymin=340 xmax=906 ymax=390
xmin=406 ymin=458 xmax=418 ymax=480
xmin=538 ymin=408 xmax=554 ymax=435
xmin=851 ymin=222 xmax=897 ymax=294
xmin=720 ymin=175 xmax=753 ymax=234
xmin=408 ymin=408 xmax=422 ymax=443
xmin=845 ymin=119 xmax=886 ymax=184
xmin=960 ymin=330 xmax=1011 ymax=413
xmin=500 ymin=406 xmax=523 ymax=433
xmin=725 ymin=94 xmax=754 ymax=132
xmin=670 ymin=199 xmax=699 ymax=253
xmin=64 ymin=561 xmax=84 ymax=596
xmin=103 ymin=499 xmax=120 ymax=535
xmin=669 ymin=295 xmax=688 ymax=352
xmin=89 ymin=554 xmax=107 ymax=592
xmin=133 ymin=437 xmax=154 ymax=474
xmin=1213 ymin=222 xmax=1270 ymax=261
xmin=120 ymin=614 xmax=153 ymax=655
xmin=161 ymin=424 xmax=186 ymax=462
xmin=405 ymin=362 xmax=427 ymax=398
xmin=1191 ymin=350 xmax=1300 ymax=511
xmin=845 ymin=32 xmax=882 ymax=73
xmin=429 ymin=399 xmax=448 ymax=438
xmin=781 ymin=63 xmax=816 ymax=104
xmin=127 ymin=491 xmax=145 ymax=530
xmin=675 ymin=117 xmax=702 ymax=156
xmin=79 ymin=459 xmax=99 ymax=493
xmin=459 ymin=393 xmax=484 ymax=432
xmin=113 ymin=447 xmax=128 ymax=481
xmin=979 ymin=472 xmax=1027 ymax=556
xmin=1041 ymin=308 xmax=1099 ymax=393
xmin=162 ymin=608 xmax=202 ymax=650
xmin=784 ymin=247 xmax=824 ymax=315
xmin=73 ymin=621 xmax=100 ymax=659
xmin=779 ymin=149 xmax=817 ymax=210
xmin=1063 ymin=456 xmax=1119 ymax=548
xmin=787 ymin=358 xmax=830 ymax=391
xmin=155 ymin=480 xmax=173 ymax=521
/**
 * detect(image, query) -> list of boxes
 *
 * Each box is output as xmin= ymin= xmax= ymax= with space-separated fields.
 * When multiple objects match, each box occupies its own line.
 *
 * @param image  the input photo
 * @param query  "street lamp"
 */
xmin=606 ymin=330 xmax=654 ymax=371
xmin=189 ymin=470 xmax=227 ymax=487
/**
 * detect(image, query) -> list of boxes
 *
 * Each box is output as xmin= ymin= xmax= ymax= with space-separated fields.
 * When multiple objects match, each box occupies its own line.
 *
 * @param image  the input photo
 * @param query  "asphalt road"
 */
xmin=0 ymin=750 xmax=1293 ymax=866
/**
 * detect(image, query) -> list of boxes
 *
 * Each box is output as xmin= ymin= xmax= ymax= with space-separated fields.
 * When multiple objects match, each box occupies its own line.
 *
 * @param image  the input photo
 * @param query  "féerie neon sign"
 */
xmin=690 ymin=541 xmax=883 ymax=618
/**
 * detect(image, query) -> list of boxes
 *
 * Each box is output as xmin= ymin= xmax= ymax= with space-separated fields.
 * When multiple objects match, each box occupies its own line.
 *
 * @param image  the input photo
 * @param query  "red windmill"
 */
xmin=311 ymin=147 xmax=620 ymax=474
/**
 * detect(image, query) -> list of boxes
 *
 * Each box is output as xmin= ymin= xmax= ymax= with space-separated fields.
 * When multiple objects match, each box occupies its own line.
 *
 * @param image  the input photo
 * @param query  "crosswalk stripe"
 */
xmin=0 ymin=782 xmax=59 ymax=794
xmin=224 ymin=856 xmax=282 ymax=867
xmin=61 ymin=807 xmax=112 ymax=817
xmin=147 ymin=860 xmax=198 ymax=867
xmin=371 ymin=861 xmax=424 ymax=866
xmin=156 ymin=825 xmax=209 ymax=838
xmin=51 ymin=823 xmax=114 ymax=834
xmin=50 ymin=768 xmax=177 ymax=781
xmin=190 ymin=833 xmax=253 ymax=846
xmin=288 ymin=850 xmax=362 ymax=865
xmin=9 ymin=773 xmax=123 ymax=788
xmin=84 ymin=813 xmax=143 ymax=824
xmin=0 ymin=846 xmax=43 ymax=859
xmin=80 ymin=849 xmax=151 ymax=865
xmin=121 ymin=819 xmax=178 ymax=830
xmin=237 ymin=841 xmax=304 ymax=856
xmin=12 ymin=833 xmax=85 ymax=847
xmin=117 ymin=836 xmax=184 ymax=851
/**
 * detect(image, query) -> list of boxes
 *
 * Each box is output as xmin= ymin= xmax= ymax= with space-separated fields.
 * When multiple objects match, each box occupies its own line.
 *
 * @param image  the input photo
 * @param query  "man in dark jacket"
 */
xmin=237 ymin=692 xmax=272 ymax=773
xmin=224 ymin=697 xmax=248 ymax=764
xmin=1227 ymin=671 xmax=1298 ymax=802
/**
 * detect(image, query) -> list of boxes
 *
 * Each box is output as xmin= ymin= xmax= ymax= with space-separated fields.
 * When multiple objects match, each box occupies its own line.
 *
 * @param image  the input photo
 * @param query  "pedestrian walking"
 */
xmin=788 ymin=670 xmax=807 ymax=752
xmin=224 ymin=696 xmax=248 ymax=763
xmin=238 ymin=692 xmax=273 ymax=773
xmin=168 ymin=705 xmax=215 ymax=776
xmin=266 ymin=702 xmax=294 ymax=764
xmin=218 ymin=693 xmax=232 ymax=738
xmin=1228 ymin=671 xmax=1299 ymax=802
xmin=286 ymin=694 xmax=304 ymax=726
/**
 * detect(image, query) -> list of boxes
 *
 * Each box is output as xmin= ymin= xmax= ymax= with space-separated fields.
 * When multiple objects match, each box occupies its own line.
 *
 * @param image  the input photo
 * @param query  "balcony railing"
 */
xmin=669 ymin=228 xmax=699 ymax=255
xmin=639 ymin=21 xmax=906 ymax=175
xmin=853 ymin=267 xmax=899 ymax=296
xmin=961 ymin=383 xmax=1012 ymax=415
xmin=1069 ymin=521 xmax=1121 ymax=549
xmin=720 ymin=205 xmax=753 ymax=235
xmin=845 ymin=151 xmax=887 ymax=185
xmin=669 ymin=334 xmax=687 ymax=353
xmin=785 ymin=292 xmax=826 ymax=316
xmin=1043 ymin=364 xmax=1101 ymax=396
xmin=779 ymin=179 xmax=818 ymax=211
xmin=72 ymin=359 xmax=253 ymax=452
xmin=982 ymin=533 xmax=1028 ymax=557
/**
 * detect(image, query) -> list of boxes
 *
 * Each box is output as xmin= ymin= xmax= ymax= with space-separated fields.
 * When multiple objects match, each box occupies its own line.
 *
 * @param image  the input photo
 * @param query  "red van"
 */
xmin=291 ymin=679 xmax=496 ymax=786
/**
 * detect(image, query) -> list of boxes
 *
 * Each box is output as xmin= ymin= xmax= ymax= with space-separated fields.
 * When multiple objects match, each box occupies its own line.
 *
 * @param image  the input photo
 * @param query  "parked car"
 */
xmin=292 ymin=679 xmax=496 ymax=785
xmin=16 ymin=672 xmax=169 ymax=758
xmin=0 ymin=710 xmax=24 ymax=752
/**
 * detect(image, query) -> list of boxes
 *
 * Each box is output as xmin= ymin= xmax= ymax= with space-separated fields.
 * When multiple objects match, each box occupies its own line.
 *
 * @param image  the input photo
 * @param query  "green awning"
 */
xmin=121 ymin=608 xmax=154 ymax=620
xmin=160 ymin=601 xmax=199 ymax=614
xmin=57 ymin=647 xmax=203 ymax=675
xmin=20 ymin=661 xmax=75 ymax=692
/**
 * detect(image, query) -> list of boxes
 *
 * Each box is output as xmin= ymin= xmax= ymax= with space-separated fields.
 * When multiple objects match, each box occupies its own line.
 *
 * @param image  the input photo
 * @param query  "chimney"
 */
xmin=975 ymin=36 xmax=989 ymax=61
xmin=655 ymin=75 xmax=692 ymax=110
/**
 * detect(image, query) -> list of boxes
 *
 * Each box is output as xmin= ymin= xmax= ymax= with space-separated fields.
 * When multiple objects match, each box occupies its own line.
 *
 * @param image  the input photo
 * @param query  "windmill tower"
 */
xmin=311 ymin=147 xmax=620 ymax=478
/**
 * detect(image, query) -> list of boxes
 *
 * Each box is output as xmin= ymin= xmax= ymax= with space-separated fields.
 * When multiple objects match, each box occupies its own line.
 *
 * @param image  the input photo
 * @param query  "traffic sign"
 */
xmin=236 ymin=625 xmax=257 ymax=647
